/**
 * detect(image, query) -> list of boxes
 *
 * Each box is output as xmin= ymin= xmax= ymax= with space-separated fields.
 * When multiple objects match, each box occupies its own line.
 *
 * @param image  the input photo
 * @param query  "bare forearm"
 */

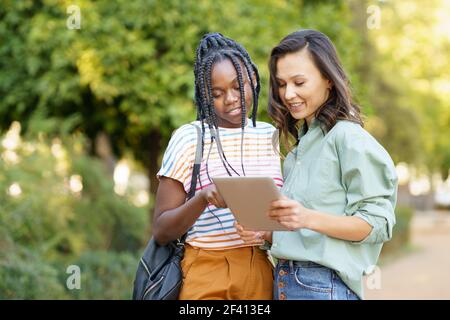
xmin=306 ymin=209 xmax=372 ymax=242
xmin=153 ymin=192 xmax=208 ymax=245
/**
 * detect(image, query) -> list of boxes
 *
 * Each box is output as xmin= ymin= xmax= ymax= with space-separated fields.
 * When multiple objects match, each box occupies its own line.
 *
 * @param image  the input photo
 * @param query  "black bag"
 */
xmin=132 ymin=124 xmax=202 ymax=300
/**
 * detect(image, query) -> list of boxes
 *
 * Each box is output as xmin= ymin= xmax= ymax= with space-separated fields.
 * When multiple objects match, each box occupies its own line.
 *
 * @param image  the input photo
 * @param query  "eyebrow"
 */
xmin=212 ymin=77 xmax=239 ymax=90
xmin=276 ymin=74 xmax=306 ymax=81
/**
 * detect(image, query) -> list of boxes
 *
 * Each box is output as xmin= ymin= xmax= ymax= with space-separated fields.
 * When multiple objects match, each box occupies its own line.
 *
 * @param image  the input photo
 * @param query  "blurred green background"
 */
xmin=1 ymin=0 xmax=449 ymax=299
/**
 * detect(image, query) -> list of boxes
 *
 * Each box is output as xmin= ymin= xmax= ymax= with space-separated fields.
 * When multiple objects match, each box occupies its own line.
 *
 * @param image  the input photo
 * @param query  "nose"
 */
xmin=284 ymin=84 xmax=297 ymax=101
xmin=225 ymin=89 xmax=239 ymax=105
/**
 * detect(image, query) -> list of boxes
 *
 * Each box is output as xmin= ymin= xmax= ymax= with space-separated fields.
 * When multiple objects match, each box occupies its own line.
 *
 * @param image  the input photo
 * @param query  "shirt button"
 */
xmin=279 ymin=270 xmax=286 ymax=276
xmin=279 ymin=292 xmax=287 ymax=300
xmin=278 ymin=282 xmax=285 ymax=288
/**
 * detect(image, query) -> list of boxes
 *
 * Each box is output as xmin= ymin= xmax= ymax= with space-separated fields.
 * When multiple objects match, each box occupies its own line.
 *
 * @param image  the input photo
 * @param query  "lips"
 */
xmin=288 ymin=102 xmax=305 ymax=112
xmin=227 ymin=107 xmax=242 ymax=116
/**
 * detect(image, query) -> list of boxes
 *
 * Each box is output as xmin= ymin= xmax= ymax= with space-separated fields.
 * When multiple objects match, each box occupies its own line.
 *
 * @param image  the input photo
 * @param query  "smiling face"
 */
xmin=210 ymin=58 xmax=253 ymax=128
xmin=276 ymin=48 xmax=332 ymax=126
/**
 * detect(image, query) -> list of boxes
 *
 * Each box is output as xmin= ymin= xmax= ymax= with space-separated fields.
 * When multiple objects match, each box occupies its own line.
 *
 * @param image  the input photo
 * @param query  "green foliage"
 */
xmin=0 ymin=0 xmax=373 ymax=300
xmin=0 ymin=236 xmax=69 ymax=299
xmin=364 ymin=0 xmax=450 ymax=172
xmin=70 ymin=154 xmax=148 ymax=252
xmin=0 ymin=0 xmax=368 ymax=171
xmin=2 ymin=0 xmax=448 ymax=300
xmin=0 ymin=128 xmax=148 ymax=299
xmin=64 ymin=250 xmax=139 ymax=300
xmin=1 ymin=0 xmax=449 ymax=176
xmin=0 ymin=237 xmax=140 ymax=299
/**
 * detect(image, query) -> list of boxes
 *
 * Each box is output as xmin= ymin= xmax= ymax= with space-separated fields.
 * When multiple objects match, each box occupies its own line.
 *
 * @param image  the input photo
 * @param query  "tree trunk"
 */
xmin=142 ymin=129 xmax=162 ymax=223
xmin=94 ymin=131 xmax=117 ymax=175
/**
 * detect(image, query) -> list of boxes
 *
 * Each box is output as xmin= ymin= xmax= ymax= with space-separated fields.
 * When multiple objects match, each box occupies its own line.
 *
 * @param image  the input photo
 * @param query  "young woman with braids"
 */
xmin=152 ymin=33 xmax=283 ymax=300
xmin=236 ymin=29 xmax=398 ymax=300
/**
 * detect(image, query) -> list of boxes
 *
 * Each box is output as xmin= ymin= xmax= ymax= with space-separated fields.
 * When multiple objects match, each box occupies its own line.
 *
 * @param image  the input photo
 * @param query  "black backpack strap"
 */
xmin=179 ymin=123 xmax=202 ymax=244
xmin=187 ymin=123 xmax=202 ymax=200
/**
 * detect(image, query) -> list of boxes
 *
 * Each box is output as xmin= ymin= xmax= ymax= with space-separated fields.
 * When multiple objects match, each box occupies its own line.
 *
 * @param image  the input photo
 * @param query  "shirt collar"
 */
xmin=298 ymin=118 xmax=321 ymax=140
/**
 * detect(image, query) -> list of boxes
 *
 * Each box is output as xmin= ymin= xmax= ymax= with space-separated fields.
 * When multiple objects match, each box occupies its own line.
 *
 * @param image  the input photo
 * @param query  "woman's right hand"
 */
xmin=201 ymin=184 xmax=227 ymax=208
xmin=234 ymin=222 xmax=272 ymax=246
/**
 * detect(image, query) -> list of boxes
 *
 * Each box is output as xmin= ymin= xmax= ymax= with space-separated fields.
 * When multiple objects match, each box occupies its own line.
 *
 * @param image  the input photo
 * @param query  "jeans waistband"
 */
xmin=278 ymin=259 xmax=324 ymax=268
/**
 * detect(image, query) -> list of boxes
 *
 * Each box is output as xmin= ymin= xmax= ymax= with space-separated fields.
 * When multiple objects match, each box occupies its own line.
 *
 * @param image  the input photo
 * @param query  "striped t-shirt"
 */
xmin=157 ymin=120 xmax=283 ymax=250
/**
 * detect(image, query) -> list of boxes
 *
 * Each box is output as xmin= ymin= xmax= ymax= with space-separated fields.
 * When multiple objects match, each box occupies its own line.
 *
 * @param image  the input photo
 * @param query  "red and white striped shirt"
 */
xmin=157 ymin=120 xmax=283 ymax=250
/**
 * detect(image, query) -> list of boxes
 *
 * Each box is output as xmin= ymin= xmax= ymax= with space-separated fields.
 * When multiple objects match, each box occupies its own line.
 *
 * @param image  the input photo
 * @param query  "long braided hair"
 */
xmin=194 ymin=32 xmax=260 ymax=179
xmin=193 ymin=33 xmax=260 ymax=231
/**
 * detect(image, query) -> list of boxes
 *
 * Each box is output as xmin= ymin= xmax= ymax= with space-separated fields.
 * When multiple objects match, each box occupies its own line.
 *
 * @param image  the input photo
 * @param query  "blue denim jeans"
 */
xmin=274 ymin=260 xmax=360 ymax=300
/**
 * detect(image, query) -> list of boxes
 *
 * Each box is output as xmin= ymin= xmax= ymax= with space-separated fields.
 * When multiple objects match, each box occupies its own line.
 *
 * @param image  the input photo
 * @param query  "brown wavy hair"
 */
xmin=268 ymin=29 xmax=363 ymax=152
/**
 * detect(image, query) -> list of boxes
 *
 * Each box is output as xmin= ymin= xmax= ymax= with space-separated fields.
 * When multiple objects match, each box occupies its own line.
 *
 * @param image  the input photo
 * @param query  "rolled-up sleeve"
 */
xmin=337 ymin=130 xmax=398 ymax=244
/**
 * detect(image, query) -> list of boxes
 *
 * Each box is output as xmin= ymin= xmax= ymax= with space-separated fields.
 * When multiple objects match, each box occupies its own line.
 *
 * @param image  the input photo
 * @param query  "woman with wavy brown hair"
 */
xmin=236 ymin=29 xmax=398 ymax=300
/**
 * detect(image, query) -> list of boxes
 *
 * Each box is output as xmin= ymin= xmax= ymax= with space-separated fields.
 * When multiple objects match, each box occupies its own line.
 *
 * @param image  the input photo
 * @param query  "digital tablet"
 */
xmin=212 ymin=176 xmax=289 ymax=231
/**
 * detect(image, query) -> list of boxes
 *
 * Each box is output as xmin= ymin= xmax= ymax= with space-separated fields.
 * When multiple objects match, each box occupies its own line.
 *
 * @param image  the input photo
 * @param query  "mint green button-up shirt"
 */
xmin=270 ymin=119 xmax=398 ymax=299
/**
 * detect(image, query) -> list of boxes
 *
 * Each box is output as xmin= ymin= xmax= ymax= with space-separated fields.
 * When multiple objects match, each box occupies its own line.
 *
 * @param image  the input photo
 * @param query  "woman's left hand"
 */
xmin=268 ymin=196 xmax=311 ymax=231
xmin=234 ymin=222 xmax=268 ymax=245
